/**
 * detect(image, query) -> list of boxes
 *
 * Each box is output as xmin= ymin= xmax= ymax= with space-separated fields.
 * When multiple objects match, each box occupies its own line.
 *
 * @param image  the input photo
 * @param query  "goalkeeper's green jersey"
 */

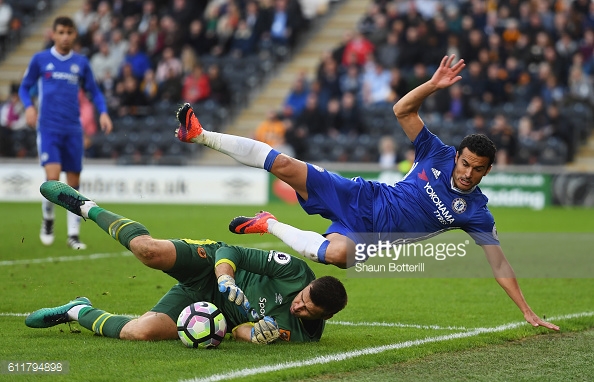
xmin=169 ymin=239 xmax=324 ymax=343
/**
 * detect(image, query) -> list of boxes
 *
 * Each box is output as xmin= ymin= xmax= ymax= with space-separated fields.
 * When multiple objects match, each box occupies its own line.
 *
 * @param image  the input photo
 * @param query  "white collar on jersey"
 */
xmin=50 ymin=46 xmax=74 ymax=61
xmin=450 ymin=176 xmax=476 ymax=194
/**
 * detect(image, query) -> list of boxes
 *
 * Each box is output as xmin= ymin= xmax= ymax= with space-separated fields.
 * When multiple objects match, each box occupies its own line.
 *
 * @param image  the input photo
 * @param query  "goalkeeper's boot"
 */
xmin=176 ymin=102 xmax=203 ymax=143
xmin=39 ymin=219 xmax=54 ymax=246
xmin=25 ymin=297 xmax=92 ymax=328
xmin=40 ymin=181 xmax=97 ymax=219
xmin=229 ymin=211 xmax=277 ymax=235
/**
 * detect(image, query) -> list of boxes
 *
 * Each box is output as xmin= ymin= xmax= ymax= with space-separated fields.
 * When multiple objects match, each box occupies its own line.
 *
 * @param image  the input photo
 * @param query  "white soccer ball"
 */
xmin=177 ymin=301 xmax=227 ymax=348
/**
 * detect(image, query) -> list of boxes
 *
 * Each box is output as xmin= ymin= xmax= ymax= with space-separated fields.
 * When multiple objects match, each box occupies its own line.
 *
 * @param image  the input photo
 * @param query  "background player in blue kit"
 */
xmin=19 ymin=16 xmax=113 ymax=250
xmin=175 ymin=54 xmax=558 ymax=331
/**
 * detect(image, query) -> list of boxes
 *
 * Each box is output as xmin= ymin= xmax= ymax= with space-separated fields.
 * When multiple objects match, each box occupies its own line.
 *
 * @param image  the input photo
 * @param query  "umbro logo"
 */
xmin=431 ymin=168 xmax=441 ymax=179
xmin=45 ymin=63 xmax=55 ymax=71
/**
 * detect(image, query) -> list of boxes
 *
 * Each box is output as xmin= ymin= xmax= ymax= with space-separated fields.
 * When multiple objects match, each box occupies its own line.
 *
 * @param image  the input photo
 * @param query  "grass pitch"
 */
xmin=1 ymin=202 xmax=593 ymax=381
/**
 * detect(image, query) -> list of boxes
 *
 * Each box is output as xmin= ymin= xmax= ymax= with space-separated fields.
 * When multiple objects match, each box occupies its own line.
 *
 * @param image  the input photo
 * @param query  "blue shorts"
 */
xmin=37 ymin=129 xmax=84 ymax=172
xmin=298 ymin=163 xmax=375 ymax=244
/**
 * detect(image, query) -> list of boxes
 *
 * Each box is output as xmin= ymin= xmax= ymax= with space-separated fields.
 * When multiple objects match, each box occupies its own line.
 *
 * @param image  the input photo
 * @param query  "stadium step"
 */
xmin=199 ymin=0 xmax=370 ymax=164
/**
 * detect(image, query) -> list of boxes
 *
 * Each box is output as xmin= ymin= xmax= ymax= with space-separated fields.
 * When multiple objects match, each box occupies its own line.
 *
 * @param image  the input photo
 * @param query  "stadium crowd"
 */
xmin=1 ymin=0 xmax=593 ymax=166
xmin=272 ymin=0 xmax=594 ymax=166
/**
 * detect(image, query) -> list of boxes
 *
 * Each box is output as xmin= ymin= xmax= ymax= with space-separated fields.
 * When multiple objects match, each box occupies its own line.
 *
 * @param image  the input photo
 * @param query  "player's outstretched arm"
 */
xmin=482 ymin=245 xmax=560 ymax=331
xmin=393 ymin=55 xmax=465 ymax=142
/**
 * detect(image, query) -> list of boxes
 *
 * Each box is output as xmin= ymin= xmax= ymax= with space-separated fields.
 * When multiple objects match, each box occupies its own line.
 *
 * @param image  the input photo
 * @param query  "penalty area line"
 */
xmin=181 ymin=312 xmax=594 ymax=382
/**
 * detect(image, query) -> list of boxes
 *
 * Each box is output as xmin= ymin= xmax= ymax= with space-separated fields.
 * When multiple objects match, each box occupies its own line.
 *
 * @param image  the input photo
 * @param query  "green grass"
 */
xmin=1 ymin=202 xmax=593 ymax=381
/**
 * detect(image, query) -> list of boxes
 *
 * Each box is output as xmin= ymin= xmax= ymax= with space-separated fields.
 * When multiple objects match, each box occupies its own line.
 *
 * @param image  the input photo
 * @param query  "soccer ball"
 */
xmin=177 ymin=302 xmax=227 ymax=349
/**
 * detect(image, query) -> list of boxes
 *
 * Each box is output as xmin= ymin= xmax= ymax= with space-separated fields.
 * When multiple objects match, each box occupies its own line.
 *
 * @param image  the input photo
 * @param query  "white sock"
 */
xmin=67 ymin=304 xmax=89 ymax=321
xmin=267 ymin=220 xmax=328 ymax=263
xmin=42 ymin=199 xmax=54 ymax=220
xmin=197 ymin=131 xmax=273 ymax=169
xmin=79 ymin=201 xmax=98 ymax=219
xmin=67 ymin=211 xmax=81 ymax=237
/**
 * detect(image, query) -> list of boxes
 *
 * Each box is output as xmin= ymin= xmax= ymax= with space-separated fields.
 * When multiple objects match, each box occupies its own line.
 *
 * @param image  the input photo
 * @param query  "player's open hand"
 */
xmin=251 ymin=316 xmax=280 ymax=344
xmin=524 ymin=311 xmax=560 ymax=331
xmin=430 ymin=55 xmax=465 ymax=90
xmin=217 ymin=274 xmax=250 ymax=312
xmin=99 ymin=113 xmax=113 ymax=134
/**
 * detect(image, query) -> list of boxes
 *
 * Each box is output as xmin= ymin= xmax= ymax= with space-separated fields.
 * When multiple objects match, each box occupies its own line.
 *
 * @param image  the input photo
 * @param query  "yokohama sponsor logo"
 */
xmin=423 ymin=182 xmax=455 ymax=224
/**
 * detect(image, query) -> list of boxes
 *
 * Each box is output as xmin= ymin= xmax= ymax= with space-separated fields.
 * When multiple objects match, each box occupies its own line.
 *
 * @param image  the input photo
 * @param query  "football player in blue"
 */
xmin=175 ymin=55 xmax=559 ymax=331
xmin=19 ymin=16 xmax=113 ymax=250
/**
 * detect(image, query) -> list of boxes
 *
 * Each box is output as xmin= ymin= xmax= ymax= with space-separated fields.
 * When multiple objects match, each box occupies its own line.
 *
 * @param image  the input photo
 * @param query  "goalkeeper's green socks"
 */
xmin=77 ymin=307 xmax=131 ymax=338
xmin=86 ymin=207 xmax=150 ymax=250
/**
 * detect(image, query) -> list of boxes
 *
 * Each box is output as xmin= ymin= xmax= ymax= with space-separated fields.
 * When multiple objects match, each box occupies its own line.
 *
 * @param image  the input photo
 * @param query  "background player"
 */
xmin=175 ymin=54 xmax=558 ymax=332
xmin=19 ymin=16 xmax=113 ymax=250
xmin=25 ymin=181 xmax=347 ymax=344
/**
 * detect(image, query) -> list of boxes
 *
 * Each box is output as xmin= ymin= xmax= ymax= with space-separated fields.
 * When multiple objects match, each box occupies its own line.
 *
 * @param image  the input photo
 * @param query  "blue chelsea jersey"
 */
xmin=19 ymin=47 xmax=107 ymax=133
xmin=373 ymin=126 xmax=499 ymax=246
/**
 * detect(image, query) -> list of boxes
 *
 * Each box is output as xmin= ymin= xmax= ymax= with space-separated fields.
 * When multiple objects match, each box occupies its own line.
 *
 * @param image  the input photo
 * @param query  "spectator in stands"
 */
xmin=294 ymin=92 xmax=324 ymax=136
xmin=116 ymin=75 xmax=148 ymax=117
xmin=323 ymin=98 xmax=342 ymax=137
xmin=230 ymin=20 xmax=257 ymax=57
xmin=160 ymin=14 xmax=184 ymax=54
xmin=94 ymin=1 xmax=113 ymax=35
xmin=483 ymin=63 xmax=507 ymax=106
xmin=207 ymin=63 xmax=231 ymax=107
xmin=123 ymin=39 xmax=151 ymax=80
xmin=284 ymin=73 xmax=310 ymax=118
xmin=140 ymin=68 xmax=159 ymax=105
xmin=397 ymin=26 xmax=424 ymax=71
xmin=254 ymin=109 xmax=287 ymax=149
xmin=182 ymin=64 xmax=211 ymax=104
xmin=269 ymin=0 xmax=302 ymax=49
xmin=376 ymin=31 xmax=400 ymax=69
xmin=158 ymin=66 xmax=182 ymax=104
xmin=388 ymin=67 xmax=408 ymax=103
xmin=0 ymin=84 xmax=26 ymax=157
xmin=0 ymin=0 xmax=12 ymax=56
xmin=516 ymin=116 xmax=539 ymax=164
xmin=155 ymin=46 xmax=182 ymax=84
xmin=316 ymin=55 xmax=341 ymax=111
xmin=90 ymin=41 xmax=121 ymax=83
xmin=341 ymin=30 xmax=374 ymax=67
xmin=338 ymin=91 xmax=364 ymax=136
xmin=73 ymin=0 xmax=97 ymax=43
xmin=339 ymin=63 xmax=362 ymax=97
xmin=547 ymin=103 xmax=575 ymax=162
xmin=137 ymin=0 xmax=156 ymax=34
xmin=140 ymin=14 xmax=165 ymax=61
xmin=489 ymin=113 xmax=517 ymax=166
xmin=568 ymin=62 xmax=594 ymax=104
xmin=377 ymin=135 xmax=397 ymax=170
xmin=185 ymin=19 xmax=217 ymax=56
xmin=179 ymin=45 xmax=198 ymax=76
xmin=361 ymin=58 xmax=392 ymax=107
xmin=108 ymin=29 xmax=129 ymax=69
xmin=167 ymin=0 xmax=194 ymax=36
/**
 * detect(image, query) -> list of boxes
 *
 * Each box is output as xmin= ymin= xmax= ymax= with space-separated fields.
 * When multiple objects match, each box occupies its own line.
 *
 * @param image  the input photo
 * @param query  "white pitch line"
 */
xmin=0 ymin=251 xmax=133 ymax=266
xmin=0 ymin=242 xmax=283 ymax=267
xmin=328 ymin=320 xmax=472 ymax=331
xmin=180 ymin=312 xmax=594 ymax=382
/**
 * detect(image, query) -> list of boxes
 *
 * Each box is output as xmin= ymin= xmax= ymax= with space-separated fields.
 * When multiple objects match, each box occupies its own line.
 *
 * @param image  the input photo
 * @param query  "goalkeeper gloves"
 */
xmin=251 ymin=316 xmax=280 ymax=344
xmin=217 ymin=274 xmax=250 ymax=312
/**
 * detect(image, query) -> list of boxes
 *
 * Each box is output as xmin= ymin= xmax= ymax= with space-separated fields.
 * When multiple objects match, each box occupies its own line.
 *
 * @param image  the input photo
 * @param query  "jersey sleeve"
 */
xmin=215 ymin=246 xmax=311 ymax=281
xmin=462 ymin=206 xmax=500 ymax=245
xmin=81 ymin=57 xmax=108 ymax=114
xmin=19 ymin=54 xmax=40 ymax=108
xmin=412 ymin=125 xmax=452 ymax=162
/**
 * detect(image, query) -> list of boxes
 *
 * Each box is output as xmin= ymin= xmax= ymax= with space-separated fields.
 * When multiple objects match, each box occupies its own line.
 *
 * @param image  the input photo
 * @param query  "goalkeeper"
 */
xmin=25 ymin=181 xmax=347 ymax=344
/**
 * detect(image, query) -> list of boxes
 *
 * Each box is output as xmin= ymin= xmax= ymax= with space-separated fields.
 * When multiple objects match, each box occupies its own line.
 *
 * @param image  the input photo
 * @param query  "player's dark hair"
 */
xmin=457 ymin=134 xmax=497 ymax=166
xmin=309 ymin=276 xmax=347 ymax=316
xmin=53 ymin=16 xmax=76 ymax=31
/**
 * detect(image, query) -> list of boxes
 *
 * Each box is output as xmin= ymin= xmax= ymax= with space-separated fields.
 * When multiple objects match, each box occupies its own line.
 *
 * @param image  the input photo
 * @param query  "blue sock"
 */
xmin=263 ymin=150 xmax=280 ymax=172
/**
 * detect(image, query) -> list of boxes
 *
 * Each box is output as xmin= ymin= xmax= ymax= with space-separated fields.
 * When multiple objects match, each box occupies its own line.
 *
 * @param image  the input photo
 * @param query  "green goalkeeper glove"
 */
xmin=217 ymin=274 xmax=250 ymax=312
xmin=251 ymin=316 xmax=280 ymax=344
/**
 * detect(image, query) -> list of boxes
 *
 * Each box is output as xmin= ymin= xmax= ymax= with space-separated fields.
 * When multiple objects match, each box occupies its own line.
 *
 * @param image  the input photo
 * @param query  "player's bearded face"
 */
xmin=52 ymin=25 xmax=77 ymax=54
xmin=453 ymin=148 xmax=491 ymax=191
